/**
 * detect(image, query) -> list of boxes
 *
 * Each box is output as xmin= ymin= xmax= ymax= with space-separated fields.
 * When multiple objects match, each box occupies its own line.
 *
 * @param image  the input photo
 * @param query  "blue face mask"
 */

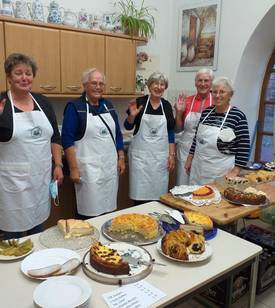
xmin=49 ymin=180 xmax=59 ymax=206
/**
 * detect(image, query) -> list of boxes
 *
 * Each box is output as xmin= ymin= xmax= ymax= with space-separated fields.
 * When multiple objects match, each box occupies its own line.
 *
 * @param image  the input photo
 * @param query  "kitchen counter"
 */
xmin=0 ymin=201 xmax=262 ymax=308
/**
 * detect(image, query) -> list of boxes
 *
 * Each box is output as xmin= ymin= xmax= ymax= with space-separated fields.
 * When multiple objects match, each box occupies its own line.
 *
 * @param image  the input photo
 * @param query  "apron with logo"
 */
xmin=0 ymin=91 xmax=53 ymax=232
xmin=176 ymin=94 xmax=212 ymax=185
xmin=74 ymin=103 xmax=118 ymax=216
xmin=128 ymin=96 xmax=169 ymax=200
xmin=190 ymin=106 xmax=235 ymax=185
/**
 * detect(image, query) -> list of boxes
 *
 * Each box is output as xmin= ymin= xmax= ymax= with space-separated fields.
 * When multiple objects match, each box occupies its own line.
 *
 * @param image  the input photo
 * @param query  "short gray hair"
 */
xmin=147 ymin=71 xmax=168 ymax=89
xmin=212 ymin=76 xmax=234 ymax=94
xmin=195 ymin=68 xmax=214 ymax=81
xmin=81 ymin=68 xmax=106 ymax=85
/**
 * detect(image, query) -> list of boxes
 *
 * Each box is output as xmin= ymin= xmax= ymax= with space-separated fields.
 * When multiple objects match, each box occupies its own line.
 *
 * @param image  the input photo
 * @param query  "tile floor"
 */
xmin=174 ymin=218 xmax=275 ymax=308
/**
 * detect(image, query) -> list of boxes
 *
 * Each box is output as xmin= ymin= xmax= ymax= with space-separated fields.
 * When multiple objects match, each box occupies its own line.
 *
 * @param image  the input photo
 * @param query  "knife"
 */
xmin=122 ymin=255 xmax=166 ymax=267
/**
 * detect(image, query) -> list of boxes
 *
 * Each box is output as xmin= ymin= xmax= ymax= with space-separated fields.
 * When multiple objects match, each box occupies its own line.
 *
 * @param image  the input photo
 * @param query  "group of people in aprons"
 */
xmin=0 ymin=53 xmax=250 ymax=239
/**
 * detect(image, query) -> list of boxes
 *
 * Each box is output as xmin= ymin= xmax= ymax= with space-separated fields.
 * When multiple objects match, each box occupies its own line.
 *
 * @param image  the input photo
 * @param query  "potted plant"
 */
xmin=136 ymin=74 xmax=147 ymax=93
xmin=115 ymin=0 xmax=155 ymax=38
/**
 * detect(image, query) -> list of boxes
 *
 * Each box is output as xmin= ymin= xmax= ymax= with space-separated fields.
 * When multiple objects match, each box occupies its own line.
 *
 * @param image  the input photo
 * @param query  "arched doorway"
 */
xmin=255 ymin=50 xmax=275 ymax=162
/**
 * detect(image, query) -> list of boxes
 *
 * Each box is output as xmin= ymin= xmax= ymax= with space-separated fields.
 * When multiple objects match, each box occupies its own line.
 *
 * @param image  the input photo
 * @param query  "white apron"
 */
xmin=74 ymin=103 xmax=118 ymax=216
xmin=0 ymin=91 xmax=53 ymax=232
xmin=190 ymin=106 xmax=235 ymax=185
xmin=176 ymin=94 xmax=212 ymax=185
xmin=128 ymin=96 xmax=169 ymax=200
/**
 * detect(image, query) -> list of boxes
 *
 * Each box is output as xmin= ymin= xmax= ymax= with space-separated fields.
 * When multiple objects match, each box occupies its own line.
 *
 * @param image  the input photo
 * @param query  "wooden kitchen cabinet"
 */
xmin=0 ymin=22 xmax=5 ymax=91
xmin=105 ymin=36 xmax=136 ymax=95
xmin=60 ymin=30 xmax=105 ymax=94
xmin=4 ymin=22 xmax=61 ymax=93
xmin=1 ymin=16 xmax=145 ymax=97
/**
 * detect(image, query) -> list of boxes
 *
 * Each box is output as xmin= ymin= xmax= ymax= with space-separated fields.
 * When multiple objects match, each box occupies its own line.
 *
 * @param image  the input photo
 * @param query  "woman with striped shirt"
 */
xmin=185 ymin=77 xmax=250 ymax=185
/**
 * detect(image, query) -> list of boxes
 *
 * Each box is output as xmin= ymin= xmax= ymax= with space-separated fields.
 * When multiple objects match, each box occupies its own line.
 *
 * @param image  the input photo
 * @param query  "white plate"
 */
xmin=33 ymin=276 xmax=91 ymax=308
xmin=21 ymin=248 xmax=81 ymax=280
xmin=156 ymin=239 xmax=212 ymax=263
xmin=0 ymin=246 xmax=34 ymax=261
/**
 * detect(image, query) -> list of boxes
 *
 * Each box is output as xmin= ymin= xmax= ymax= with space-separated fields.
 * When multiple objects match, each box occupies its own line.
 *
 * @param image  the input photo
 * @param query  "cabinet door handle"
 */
xmin=66 ymin=85 xmax=81 ymax=91
xmin=40 ymin=85 xmax=57 ymax=91
xmin=110 ymin=86 xmax=122 ymax=92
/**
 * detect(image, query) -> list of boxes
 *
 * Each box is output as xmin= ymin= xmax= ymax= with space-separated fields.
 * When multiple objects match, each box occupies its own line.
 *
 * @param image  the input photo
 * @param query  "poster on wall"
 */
xmin=177 ymin=0 xmax=221 ymax=71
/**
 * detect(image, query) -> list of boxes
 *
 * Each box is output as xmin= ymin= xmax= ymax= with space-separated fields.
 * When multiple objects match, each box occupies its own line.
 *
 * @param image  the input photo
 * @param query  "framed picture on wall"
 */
xmin=177 ymin=0 xmax=221 ymax=71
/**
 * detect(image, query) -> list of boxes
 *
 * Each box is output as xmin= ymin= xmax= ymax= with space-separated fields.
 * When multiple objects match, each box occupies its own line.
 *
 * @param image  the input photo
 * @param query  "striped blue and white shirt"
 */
xmin=189 ymin=106 xmax=250 ymax=167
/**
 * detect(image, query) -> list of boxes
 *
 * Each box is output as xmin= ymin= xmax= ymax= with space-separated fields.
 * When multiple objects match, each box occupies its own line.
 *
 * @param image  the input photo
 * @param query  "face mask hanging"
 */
xmin=49 ymin=180 xmax=59 ymax=206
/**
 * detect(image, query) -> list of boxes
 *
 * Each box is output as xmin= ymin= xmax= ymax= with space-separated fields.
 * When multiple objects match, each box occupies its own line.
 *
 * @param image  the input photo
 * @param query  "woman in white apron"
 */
xmin=175 ymin=68 xmax=213 ymax=185
xmin=0 ymin=53 xmax=63 ymax=239
xmin=62 ymin=68 xmax=125 ymax=217
xmin=124 ymin=72 xmax=176 ymax=204
xmin=185 ymin=77 xmax=250 ymax=185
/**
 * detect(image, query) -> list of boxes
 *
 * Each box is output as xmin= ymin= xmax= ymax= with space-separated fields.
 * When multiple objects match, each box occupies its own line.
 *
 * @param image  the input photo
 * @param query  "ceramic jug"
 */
xmin=47 ymin=0 xmax=62 ymax=24
xmin=78 ymin=8 xmax=89 ymax=29
xmin=100 ymin=13 xmax=115 ymax=32
xmin=29 ymin=0 xmax=44 ymax=22
xmin=63 ymin=9 xmax=77 ymax=27
xmin=0 ymin=0 xmax=14 ymax=16
xmin=89 ymin=14 xmax=101 ymax=31
xmin=14 ymin=0 xmax=30 ymax=19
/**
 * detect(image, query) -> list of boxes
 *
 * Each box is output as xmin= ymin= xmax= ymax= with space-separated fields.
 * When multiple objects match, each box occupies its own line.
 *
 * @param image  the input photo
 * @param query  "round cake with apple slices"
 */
xmin=192 ymin=185 xmax=215 ymax=200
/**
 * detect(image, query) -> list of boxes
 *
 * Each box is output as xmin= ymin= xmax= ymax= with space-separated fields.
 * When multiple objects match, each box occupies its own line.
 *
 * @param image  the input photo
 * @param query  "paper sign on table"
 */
xmin=102 ymin=280 xmax=166 ymax=308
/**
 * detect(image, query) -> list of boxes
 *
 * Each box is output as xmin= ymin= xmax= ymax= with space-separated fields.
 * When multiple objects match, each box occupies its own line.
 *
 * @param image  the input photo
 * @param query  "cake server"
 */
xmin=122 ymin=255 xmax=166 ymax=267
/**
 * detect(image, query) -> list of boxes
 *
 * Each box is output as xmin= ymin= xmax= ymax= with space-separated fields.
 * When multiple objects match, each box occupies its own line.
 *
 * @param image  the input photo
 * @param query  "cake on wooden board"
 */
xmin=192 ymin=185 xmax=215 ymax=200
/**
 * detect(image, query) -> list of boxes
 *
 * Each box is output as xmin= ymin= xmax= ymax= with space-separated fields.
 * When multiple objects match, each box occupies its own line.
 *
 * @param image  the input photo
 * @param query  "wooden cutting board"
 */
xmin=160 ymin=181 xmax=275 ymax=226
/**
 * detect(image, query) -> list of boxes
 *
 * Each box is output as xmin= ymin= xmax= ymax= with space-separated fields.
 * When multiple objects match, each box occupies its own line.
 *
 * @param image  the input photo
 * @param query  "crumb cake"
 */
xmin=110 ymin=213 xmax=159 ymax=239
xmin=192 ymin=185 xmax=214 ymax=200
xmin=57 ymin=219 xmax=94 ymax=239
xmin=90 ymin=241 xmax=130 ymax=275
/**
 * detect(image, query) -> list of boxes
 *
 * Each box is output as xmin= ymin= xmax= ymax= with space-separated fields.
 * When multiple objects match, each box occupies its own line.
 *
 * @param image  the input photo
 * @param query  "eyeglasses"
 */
xmin=212 ymin=90 xmax=230 ymax=95
xmin=88 ymin=81 xmax=105 ymax=88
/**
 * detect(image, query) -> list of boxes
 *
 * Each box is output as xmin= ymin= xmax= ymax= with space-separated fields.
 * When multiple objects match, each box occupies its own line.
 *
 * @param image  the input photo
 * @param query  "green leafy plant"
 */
xmin=115 ymin=0 xmax=155 ymax=38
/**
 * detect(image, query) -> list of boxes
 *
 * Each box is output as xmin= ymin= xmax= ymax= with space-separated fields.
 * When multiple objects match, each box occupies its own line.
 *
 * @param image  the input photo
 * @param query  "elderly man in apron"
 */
xmin=175 ymin=68 xmax=213 ymax=185
xmin=62 ymin=68 xmax=125 ymax=217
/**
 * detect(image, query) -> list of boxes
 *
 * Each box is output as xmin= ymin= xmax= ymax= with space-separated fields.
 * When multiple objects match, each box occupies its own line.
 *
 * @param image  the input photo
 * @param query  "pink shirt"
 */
xmin=182 ymin=93 xmax=212 ymax=122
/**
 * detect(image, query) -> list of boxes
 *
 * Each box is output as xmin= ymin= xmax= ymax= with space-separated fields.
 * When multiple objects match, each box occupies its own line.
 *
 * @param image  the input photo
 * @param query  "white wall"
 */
xmin=31 ymin=0 xmax=275 ymax=142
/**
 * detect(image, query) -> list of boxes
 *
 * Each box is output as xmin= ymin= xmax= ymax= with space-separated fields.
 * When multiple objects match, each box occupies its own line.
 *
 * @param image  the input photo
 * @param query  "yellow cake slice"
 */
xmin=57 ymin=219 xmax=94 ymax=239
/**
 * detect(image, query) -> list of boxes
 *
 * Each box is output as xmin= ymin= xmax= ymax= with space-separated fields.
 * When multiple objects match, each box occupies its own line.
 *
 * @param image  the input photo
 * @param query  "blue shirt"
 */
xmin=62 ymin=94 xmax=124 ymax=151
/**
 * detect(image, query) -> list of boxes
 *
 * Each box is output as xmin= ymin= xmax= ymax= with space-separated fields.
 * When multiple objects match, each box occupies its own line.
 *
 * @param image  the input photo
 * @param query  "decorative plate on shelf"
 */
xmin=39 ymin=225 xmax=100 ymax=250
xmin=82 ymin=242 xmax=153 ymax=285
xmin=101 ymin=219 xmax=165 ymax=246
xmin=156 ymin=239 xmax=212 ymax=263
